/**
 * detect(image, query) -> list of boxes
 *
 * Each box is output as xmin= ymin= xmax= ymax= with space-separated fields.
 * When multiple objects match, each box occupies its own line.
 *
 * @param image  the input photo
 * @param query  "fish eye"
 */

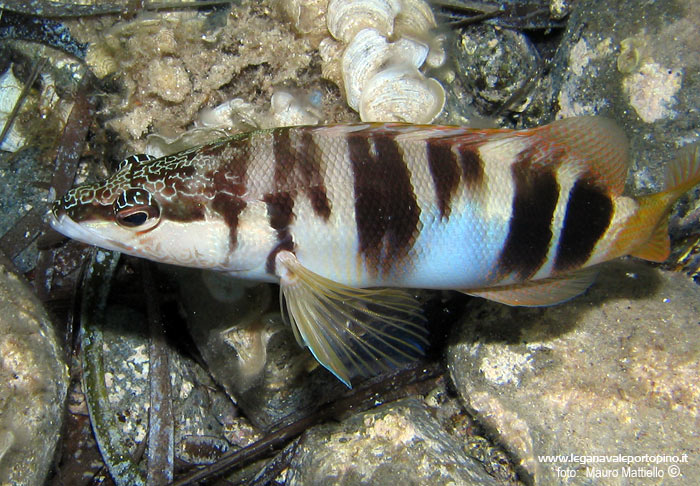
xmin=119 ymin=211 xmax=149 ymax=227
xmin=113 ymin=188 xmax=160 ymax=230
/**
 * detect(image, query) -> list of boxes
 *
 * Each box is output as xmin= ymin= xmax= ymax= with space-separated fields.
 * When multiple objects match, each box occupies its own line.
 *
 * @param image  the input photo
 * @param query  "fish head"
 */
xmin=51 ymin=167 xmax=159 ymax=254
xmin=49 ymin=153 xmax=231 ymax=268
xmin=49 ymin=158 xmax=161 ymax=254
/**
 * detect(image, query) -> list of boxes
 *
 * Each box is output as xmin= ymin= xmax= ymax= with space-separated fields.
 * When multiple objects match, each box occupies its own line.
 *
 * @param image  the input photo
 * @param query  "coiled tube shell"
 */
xmin=325 ymin=0 xmax=445 ymax=123
xmin=327 ymin=0 xmax=402 ymax=43
xmin=359 ymin=63 xmax=445 ymax=123
xmin=342 ymin=28 xmax=428 ymax=111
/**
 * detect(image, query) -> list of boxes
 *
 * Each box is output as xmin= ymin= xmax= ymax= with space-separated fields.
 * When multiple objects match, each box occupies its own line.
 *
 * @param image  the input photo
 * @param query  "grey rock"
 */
xmin=455 ymin=25 xmax=540 ymax=113
xmin=447 ymin=261 xmax=699 ymax=485
xmin=0 ymin=263 xmax=68 ymax=485
xmin=83 ymin=300 xmax=240 ymax=482
xmin=439 ymin=24 xmax=541 ymax=126
xmin=286 ymin=397 xmax=503 ymax=486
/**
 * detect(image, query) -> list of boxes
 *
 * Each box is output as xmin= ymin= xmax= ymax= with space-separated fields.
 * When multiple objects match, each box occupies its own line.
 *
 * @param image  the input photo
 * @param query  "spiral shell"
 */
xmin=394 ymin=0 xmax=436 ymax=38
xmin=281 ymin=0 xmax=328 ymax=36
xmin=324 ymin=0 xmax=445 ymax=123
xmin=359 ymin=63 xmax=445 ymax=123
xmin=271 ymin=89 xmax=322 ymax=126
xmin=319 ymin=36 xmax=345 ymax=88
xmin=327 ymin=0 xmax=401 ymax=43
xmin=342 ymin=28 xmax=428 ymax=110
xmin=85 ymin=43 xmax=119 ymax=79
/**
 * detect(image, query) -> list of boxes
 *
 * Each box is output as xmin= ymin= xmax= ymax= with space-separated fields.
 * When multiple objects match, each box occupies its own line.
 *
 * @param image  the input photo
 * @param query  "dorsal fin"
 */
xmin=664 ymin=142 xmax=700 ymax=194
xmin=526 ymin=116 xmax=630 ymax=195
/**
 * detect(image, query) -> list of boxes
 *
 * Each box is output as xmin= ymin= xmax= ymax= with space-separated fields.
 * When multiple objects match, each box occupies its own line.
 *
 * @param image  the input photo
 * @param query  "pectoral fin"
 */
xmin=462 ymin=267 xmax=598 ymax=307
xmin=275 ymin=251 xmax=428 ymax=388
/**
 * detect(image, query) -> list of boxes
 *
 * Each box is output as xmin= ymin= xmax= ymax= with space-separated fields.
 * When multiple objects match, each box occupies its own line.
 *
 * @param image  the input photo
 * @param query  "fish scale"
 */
xmin=50 ymin=117 xmax=700 ymax=387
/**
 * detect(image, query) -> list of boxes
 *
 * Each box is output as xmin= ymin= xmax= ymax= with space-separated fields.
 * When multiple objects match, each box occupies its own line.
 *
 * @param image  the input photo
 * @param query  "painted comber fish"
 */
xmin=49 ymin=116 xmax=700 ymax=386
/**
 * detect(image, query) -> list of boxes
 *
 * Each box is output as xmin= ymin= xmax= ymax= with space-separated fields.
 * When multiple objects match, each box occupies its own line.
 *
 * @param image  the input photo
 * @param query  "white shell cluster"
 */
xmin=145 ymin=89 xmax=324 ymax=156
xmin=322 ymin=0 xmax=445 ymax=123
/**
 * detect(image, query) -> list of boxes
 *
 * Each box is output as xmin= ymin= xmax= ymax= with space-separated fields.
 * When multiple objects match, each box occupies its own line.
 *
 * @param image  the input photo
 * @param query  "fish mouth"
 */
xmin=48 ymin=211 xmax=135 ymax=254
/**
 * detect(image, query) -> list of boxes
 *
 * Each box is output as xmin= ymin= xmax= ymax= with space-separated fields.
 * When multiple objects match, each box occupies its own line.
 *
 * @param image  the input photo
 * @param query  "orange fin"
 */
xmin=461 ymin=267 xmax=598 ymax=307
xmin=664 ymin=142 xmax=700 ymax=195
xmin=628 ymin=218 xmax=670 ymax=262
xmin=627 ymin=142 xmax=700 ymax=262
xmin=534 ymin=116 xmax=630 ymax=195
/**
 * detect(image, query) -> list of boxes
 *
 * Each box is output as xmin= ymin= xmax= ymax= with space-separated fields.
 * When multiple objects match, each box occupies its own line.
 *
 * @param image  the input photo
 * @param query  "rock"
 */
xmin=82 ymin=300 xmax=243 ymax=479
xmin=447 ymin=261 xmax=699 ymax=485
xmin=286 ymin=397 xmax=504 ymax=486
xmin=0 ymin=262 xmax=68 ymax=485
xmin=446 ymin=24 xmax=540 ymax=121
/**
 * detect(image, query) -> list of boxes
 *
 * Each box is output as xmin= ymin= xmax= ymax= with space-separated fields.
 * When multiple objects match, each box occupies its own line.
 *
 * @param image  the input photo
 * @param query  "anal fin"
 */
xmin=275 ymin=251 xmax=428 ymax=388
xmin=462 ymin=267 xmax=599 ymax=307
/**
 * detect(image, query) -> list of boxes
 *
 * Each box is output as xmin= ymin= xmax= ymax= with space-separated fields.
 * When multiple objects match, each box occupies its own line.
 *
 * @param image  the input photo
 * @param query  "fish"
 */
xmin=49 ymin=116 xmax=700 ymax=387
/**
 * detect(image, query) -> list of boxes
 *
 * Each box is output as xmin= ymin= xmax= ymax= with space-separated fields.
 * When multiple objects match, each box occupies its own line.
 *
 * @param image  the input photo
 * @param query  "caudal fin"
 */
xmin=629 ymin=143 xmax=700 ymax=262
xmin=664 ymin=143 xmax=700 ymax=195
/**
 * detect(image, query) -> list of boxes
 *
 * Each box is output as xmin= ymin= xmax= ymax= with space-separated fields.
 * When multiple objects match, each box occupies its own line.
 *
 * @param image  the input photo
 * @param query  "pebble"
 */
xmin=0 ymin=263 xmax=68 ymax=485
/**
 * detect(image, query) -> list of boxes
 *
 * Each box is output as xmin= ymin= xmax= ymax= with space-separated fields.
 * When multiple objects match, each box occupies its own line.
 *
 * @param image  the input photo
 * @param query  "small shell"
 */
xmin=394 ymin=0 xmax=444 ymax=68
xmin=394 ymin=0 xmax=437 ymax=38
xmin=327 ymin=0 xmax=401 ymax=43
xmin=177 ymin=435 xmax=229 ymax=465
xmin=196 ymin=98 xmax=260 ymax=130
xmin=425 ymin=33 xmax=447 ymax=68
xmin=85 ymin=43 xmax=118 ymax=79
xmin=392 ymin=36 xmax=429 ymax=67
xmin=318 ymin=36 xmax=345 ymax=88
xmin=617 ymin=36 xmax=647 ymax=75
xmin=359 ymin=64 xmax=445 ymax=123
xmin=342 ymin=28 xmax=428 ymax=110
xmin=146 ymin=98 xmax=261 ymax=156
xmin=146 ymin=128 xmax=229 ymax=158
xmin=281 ymin=0 xmax=328 ymax=36
xmin=270 ymin=89 xmax=322 ymax=127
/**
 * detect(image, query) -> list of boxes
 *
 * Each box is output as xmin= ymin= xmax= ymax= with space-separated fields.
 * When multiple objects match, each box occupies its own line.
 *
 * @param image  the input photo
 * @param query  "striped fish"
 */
xmin=49 ymin=116 xmax=700 ymax=387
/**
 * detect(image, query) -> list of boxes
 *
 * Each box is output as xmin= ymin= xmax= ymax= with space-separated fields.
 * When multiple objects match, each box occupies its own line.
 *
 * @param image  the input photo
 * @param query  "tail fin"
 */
xmin=664 ymin=143 xmax=700 ymax=195
xmin=629 ymin=143 xmax=700 ymax=262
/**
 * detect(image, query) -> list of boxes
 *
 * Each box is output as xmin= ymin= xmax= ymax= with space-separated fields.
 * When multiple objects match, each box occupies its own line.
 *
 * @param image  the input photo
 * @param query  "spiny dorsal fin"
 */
xmin=462 ymin=267 xmax=599 ymax=307
xmin=275 ymin=251 xmax=428 ymax=388
xmin=531 ymin=116 xmax=630 ymax=195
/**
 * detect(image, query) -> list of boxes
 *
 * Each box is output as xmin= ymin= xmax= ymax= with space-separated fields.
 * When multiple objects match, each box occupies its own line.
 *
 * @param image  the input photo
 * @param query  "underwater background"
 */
xmin=0 ymin=1 xmax=698 ymax=484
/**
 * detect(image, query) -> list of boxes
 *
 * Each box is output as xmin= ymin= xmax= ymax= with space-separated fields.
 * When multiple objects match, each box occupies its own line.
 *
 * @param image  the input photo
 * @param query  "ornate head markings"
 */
xmin=53 ymin=165 xmax=134 ymax=224
xmin=112 ymin=187 xmax=161 ymax=230
xmin=52 ymin=147 xmax=213 ymax=227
